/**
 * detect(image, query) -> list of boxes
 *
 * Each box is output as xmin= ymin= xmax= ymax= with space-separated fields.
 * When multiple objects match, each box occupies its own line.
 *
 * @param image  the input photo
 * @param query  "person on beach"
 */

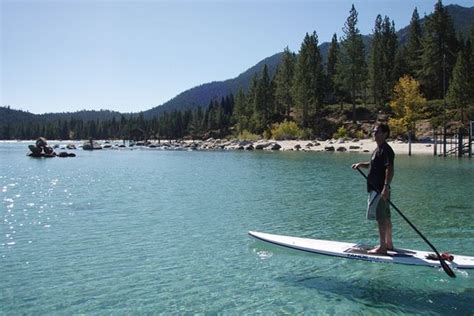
xmin=352 ymin=123 xmax=395 ymax=254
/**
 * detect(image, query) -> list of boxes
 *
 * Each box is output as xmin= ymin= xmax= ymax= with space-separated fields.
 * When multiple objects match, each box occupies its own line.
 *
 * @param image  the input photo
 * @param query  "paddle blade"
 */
xmin=440 ymin=259 xmax=456 ymax=278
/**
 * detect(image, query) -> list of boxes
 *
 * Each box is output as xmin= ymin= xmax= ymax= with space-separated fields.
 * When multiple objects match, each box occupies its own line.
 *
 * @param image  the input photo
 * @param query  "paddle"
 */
xmin=356 ymin=167 xmax=456 ymax=278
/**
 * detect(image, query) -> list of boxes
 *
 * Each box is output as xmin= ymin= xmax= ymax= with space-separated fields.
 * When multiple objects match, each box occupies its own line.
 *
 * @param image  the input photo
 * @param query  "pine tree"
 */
xmin=394 ymin=45 xmax=409 ymax=83
xmin=382 ymin=17 xmax=398 ymax=104
xmin=336 ymin=5 xmax=367 ymax=122
xmin=252 ymin=64 xmax=273 ymax=133
xmin=370 ymin=15 xmax=384 ymax=106
xmin=446 ymin=48 xmax=472 ymax=123
xmin=369 ymin=15 xmax=397 ymax=107
xmin=246 ymin=74 xmax=259 ymax=133
xmin=470 ymin=23 xmax=474 ymax=103
xmin=419 ymin=0 xmax=458 ymax=100
xmin=274 ymin=47 xmax=296 ymax=121
xmin=326 ymin=33 xmax=340 ymax=104
xmin=233 ymin=89 xmax=249 ymax=133
xmin=293 ymin=31 xmax=325 ymax=129
xmin=406 ymin=8 xmax=423 ymax=78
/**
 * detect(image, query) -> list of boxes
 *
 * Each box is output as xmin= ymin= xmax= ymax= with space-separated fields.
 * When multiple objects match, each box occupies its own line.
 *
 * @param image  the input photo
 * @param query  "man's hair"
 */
xmin=377 ymin=123 xmax=390 ymax=138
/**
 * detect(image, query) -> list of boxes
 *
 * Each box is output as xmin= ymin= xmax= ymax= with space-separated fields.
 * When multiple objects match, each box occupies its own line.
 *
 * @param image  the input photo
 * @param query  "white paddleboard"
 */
xmin=249 ymin=231 xmax=474 ymax=270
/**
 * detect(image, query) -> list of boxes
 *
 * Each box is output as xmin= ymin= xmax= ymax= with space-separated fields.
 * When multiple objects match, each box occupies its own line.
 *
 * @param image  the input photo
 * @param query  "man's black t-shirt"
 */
xmin=367 ymin=142 xmax=395 ymax=192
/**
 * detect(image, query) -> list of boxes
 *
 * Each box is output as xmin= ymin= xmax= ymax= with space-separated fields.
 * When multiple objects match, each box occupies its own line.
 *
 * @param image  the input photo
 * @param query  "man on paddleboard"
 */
xmin=352 ymin=123 xmax=395 ymax=254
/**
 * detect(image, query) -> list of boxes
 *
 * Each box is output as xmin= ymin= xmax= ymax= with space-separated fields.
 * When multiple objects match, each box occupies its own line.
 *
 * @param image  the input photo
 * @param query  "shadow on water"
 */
xmin=276 ymin=271 xmax=474 ymax=315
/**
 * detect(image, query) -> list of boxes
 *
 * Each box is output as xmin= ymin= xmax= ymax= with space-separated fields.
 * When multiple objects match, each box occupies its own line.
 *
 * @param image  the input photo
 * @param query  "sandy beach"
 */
xmin=272 ymin=139 xmax=436 ymax=155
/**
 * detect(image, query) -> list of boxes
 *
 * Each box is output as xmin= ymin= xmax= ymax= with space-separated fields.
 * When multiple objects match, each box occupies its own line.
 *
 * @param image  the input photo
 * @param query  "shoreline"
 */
xmin=4 ymin=138 xmax=438 ymax=155
xmin=273 ymin=139 xmax=436 ymax=155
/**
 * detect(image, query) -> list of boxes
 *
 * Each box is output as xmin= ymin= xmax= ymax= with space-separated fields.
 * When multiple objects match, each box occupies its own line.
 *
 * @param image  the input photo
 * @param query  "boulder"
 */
xmin=36 ymin=137 xmax=48 ymax=148
xmin=57 ymin=151 xmax=76 ymax=157
xmin=270 ymin=143 xmax=281 ymax=150
xmin=28 ymin=145 xmax=42 ymax=155
xmin=294 ymin=144 xmax=301 ymax=150
xmin=255 ymin=142 xmax=271 ymax=150
xmin=325 ymin=146 xmax=335 ymax=152
xmin=239 ymin=140 xmax=253 ymax=147
xmin=336 ymin=146 xmax=347 ymax=152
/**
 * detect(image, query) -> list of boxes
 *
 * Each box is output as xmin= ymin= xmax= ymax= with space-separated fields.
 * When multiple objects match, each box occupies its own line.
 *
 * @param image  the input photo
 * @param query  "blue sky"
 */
xmin=1 ymin=0 xmax=473 ymax=114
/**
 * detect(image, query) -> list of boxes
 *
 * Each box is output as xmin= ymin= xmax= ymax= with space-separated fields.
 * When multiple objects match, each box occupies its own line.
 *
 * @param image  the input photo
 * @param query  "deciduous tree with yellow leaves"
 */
xmin=389 ymin=75 xmax=426 ymax=155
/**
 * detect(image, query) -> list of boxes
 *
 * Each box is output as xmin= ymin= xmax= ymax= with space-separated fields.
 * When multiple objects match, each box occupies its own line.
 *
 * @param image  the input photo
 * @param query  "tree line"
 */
xmin=2 ymin=1 xmax=474 ymax=141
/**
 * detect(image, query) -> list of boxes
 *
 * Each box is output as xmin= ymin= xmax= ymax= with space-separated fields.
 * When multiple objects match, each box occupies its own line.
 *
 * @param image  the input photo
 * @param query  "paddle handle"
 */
xmin=356 ymin=167 xmax=456 ymax=278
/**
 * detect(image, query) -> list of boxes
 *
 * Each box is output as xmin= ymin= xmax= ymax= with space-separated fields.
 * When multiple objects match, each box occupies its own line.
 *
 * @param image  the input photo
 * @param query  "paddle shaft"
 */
xmin=356 ymin=167 xmax=456 ymax=278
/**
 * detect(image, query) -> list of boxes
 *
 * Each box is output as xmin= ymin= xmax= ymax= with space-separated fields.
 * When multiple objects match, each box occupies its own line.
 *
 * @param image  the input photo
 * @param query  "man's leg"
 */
xmin=385 ymin=218 xmax=393 ymax=250
xmin=369 ymin=219 xmax=388 ymax=254
xmin=369 ymin=197 xmax=391 ymax=254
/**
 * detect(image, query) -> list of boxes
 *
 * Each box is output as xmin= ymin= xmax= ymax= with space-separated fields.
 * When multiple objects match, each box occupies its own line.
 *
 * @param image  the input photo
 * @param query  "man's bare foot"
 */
xmin=368 ymin=246 xmax=387 ymax=255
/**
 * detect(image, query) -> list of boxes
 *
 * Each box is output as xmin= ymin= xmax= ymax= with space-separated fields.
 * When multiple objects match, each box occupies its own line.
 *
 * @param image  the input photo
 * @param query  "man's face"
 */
xmin=372 ymin=127 xmax=386 ymax=142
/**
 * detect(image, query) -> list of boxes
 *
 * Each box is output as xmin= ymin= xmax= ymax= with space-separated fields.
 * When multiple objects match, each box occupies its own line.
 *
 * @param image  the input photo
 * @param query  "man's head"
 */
xmin=373 ymin=123 xmax=390 ymax=143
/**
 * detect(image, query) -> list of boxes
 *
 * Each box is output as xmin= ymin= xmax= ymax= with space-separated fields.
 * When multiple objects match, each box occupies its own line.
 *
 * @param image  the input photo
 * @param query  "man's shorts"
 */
xmin=367 ymin=191 xmax=391 ymax=221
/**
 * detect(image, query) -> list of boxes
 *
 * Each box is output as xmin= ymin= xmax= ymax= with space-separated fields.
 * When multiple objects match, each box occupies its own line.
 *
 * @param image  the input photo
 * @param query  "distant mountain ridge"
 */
xmin=142 ymin=4 xmax=473 ymax=118
xmin=0 ymin=106 xmax=123 ymax=125
xmin=142 ymin=53 xmax=284 ymax=118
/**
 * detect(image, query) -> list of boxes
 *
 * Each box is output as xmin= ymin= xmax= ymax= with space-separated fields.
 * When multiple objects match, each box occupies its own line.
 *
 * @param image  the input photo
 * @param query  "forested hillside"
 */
xmin=142 ymin=4 xmax=474 ymax=117
xmin=2 ymin=2 xmax=473 ymax=141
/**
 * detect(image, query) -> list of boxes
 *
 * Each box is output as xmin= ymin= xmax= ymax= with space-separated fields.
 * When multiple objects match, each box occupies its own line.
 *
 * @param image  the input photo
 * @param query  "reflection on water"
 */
xmin=278 ymin=271 xmax=474 ymax=315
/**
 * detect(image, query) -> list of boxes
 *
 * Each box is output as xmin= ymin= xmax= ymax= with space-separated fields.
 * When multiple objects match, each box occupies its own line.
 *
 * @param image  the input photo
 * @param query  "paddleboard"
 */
xmin=249 ymin=231 xmax=474 ymax=270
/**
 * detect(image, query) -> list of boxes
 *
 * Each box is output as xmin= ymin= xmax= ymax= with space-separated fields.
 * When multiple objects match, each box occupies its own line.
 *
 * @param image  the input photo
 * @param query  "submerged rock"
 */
xmin=57 ymin=151 xmax=76 ymax=158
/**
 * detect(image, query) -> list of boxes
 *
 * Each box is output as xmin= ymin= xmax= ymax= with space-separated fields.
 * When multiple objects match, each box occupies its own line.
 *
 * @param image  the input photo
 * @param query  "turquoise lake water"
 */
xmin=1 ymin=142 xmax=473 ymax=314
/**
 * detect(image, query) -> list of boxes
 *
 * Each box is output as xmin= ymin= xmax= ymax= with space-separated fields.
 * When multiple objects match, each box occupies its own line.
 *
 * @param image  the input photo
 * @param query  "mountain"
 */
xmin=142 ymin=52 xmax=284 ymax=118
xmin=397 ymin=4 xmax=474 ymax=43
xmin=0 ymin=107 xmax=36 ymax=126
xmin=0 ymin=106 xmax=123 ymax=125
xmin=142 ymin=4 xmax=473 ymax=118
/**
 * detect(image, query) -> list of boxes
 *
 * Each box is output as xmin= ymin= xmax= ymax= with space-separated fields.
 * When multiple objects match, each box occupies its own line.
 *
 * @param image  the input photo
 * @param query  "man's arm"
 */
xmin=381 ymin=164 xmax=394 ymax=200
xmin=351 ymin=162 xmax=370 ymax=169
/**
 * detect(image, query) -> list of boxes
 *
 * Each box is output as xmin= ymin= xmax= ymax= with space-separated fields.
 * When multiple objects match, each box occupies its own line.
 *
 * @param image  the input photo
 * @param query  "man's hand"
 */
xmin=352 ymin=162 xmax=368 ymax=169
